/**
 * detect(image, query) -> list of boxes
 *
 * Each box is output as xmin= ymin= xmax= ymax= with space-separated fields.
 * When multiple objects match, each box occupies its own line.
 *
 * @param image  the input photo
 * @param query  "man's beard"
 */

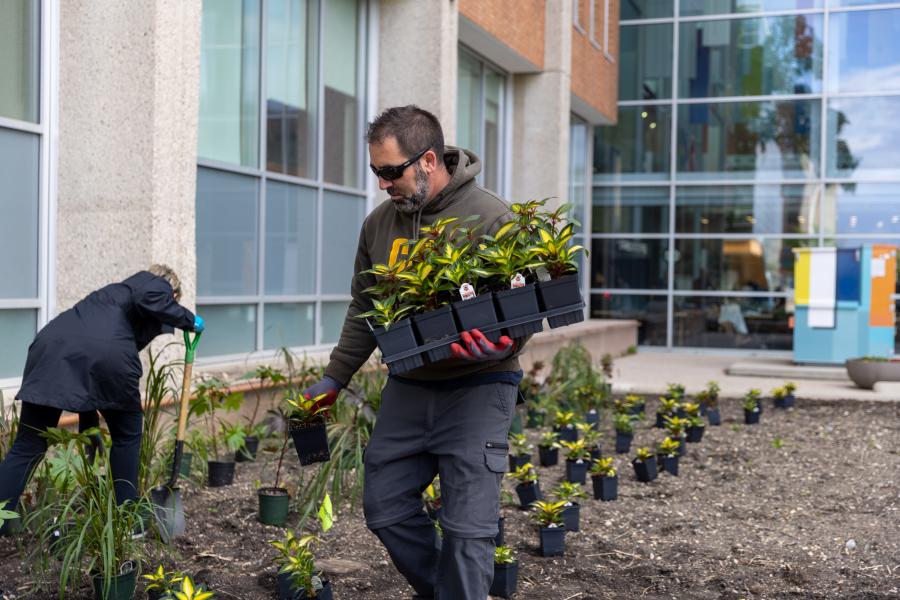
xmin=390 ymin=165 xmax=429 ymax=214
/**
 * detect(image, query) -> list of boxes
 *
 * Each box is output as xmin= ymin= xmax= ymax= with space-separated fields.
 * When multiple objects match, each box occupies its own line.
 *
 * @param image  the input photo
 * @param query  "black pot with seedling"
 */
xmin=632 ymin=447 xmax=658 ymax=482
xmin=553 ymin=410 xmax=579 ymax=442
xmin=657 ymin=437 xmax=681 ymax=476
xmin=370 ymin=318 xmax=425 ymax=375
xmin=91 ymin=560 xmax=138 ymax=600
xmin=531 ymin=500 xmax=567 ymax=557
xmin=537 ymin=274 xmax=585 ymax=328
xmin=552 ymin=481 xmax=586 ymax=532
xmin=507 ymin=463 xmax=541 ymax=509
xmin=207 ymin=458 xmax=236 ymax=487
xmin=655 ymin=397 xmax=678 ymax=429
xmin=614 ymin=413 xmax=635 ymax=454
xmin=526 ymin=408 xmax=545 ymax=428
xmin=682 ymin=405 xmax=705 ymax=443
xmin=590 ymin=458 xmax=618 ymax=501
xmin=507 ymin=433 xmax=532 ymax=472
xmin=494 ymin=283 xmax=544 ymax=338
xmin=584 ymin=408 xmax=600 ymax=430
xmin=490 ymin=546 xmax=519 ymax=598
xmin=773 ymin=382 xmax=797 ymax=409
xmin=743 ymin=389 xmax=762 ymax=425
xmin=412 ymin=304 xmax=459 ymax=361
xmin=560 ymin=440 xmax=590 ymax=484
xmin=537 ymin=431 xmax=560 ymax=467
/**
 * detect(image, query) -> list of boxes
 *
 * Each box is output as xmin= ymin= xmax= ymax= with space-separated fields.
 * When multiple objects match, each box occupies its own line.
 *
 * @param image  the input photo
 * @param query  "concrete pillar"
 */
xmin=56 ymin=0 xmax=201 ymax=313
xmin=510 ymin=0 xmax=572 ymax=208
xmin=377 ymin=0 xmax=458 ymax=142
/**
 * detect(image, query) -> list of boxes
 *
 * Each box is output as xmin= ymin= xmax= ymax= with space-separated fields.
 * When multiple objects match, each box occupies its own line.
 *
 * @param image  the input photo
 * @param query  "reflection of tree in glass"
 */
xmin=831 ymin=110 xmax=859 ymax=192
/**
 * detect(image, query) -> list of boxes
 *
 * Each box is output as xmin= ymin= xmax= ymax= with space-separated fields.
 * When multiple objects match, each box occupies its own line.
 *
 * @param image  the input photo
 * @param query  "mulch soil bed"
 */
xmin=1 ymin=396 xmax=898 ymax=599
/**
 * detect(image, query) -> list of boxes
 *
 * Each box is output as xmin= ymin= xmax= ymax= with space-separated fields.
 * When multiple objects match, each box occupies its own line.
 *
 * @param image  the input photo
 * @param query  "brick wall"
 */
xmin=570 ymin=0 xmax=619 ymax=122
xmin=458 ymin=0 xmax=545 ymax=70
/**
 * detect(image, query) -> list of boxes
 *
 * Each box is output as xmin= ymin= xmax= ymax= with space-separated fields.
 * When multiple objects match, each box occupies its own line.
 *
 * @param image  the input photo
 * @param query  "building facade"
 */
xmin=0 ymin=0 xmax=618 ymax=387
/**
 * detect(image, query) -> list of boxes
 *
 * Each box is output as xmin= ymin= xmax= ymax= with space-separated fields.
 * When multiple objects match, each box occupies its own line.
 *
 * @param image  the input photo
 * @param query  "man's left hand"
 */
xmin=450 ymin=329 xmax=515 ymax=361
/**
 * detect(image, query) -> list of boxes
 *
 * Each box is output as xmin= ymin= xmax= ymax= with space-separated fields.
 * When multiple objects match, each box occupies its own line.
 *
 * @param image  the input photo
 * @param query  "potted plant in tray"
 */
xmin=657 ymin=436 xmax=681 ymax=476
xmin=615 ymin=394 xmax=645 ymax=418
xmin=237 ymin=365 xmax=286 ymax=462
xmin=663 ymin=415 xmax=690 ymax=456
xmin=508 ymin=433 xmax=533 ymax=472
xmin=531 ymin=500 xmax=567 ymax=557
xmin=590 ymin=457 xmax=618 ymax=501
xmin=144 ymin=568 xmax=212 ymax=600
xmin=286 ymin=390 xmax=331 ymax=465
xmin=553 ymin=410 xmax=579 ymax=442
xmin=537 ymin=430 xmax=560 ymax=467
xmin=576 ymin=422 xmax=602 ymax=460
xmin=190 ymin=378 xmax=245 ymax=487
xmin=489 ymin=545 xmax=518 ymax=599
xmin=655 ymin=397 xmax=679 ymax=428
xmin=613 ymin=413 xmax=636 ymax=454
xmin=560 ymin=439 xmax=590 ymax=485
xmin=271 ymin=494 xmax=334 ymax=600
xmin=632 ymin=447 xmax=658 ymax=483
xmin=506 ymin=463 xmax=541 ymax=509
xmin=773 ymin=382 xmax=796 ymax=409
xmin=552 ymin=481 xmax=587 ymax=532
xmin=698 ymin=381 xmax=721 ymax=425
xmin=743 ymin=389 xmax=762 ymax=425
xmin=683 ymin=402 xmax=705 ymax=443
xmin=257 ymin=405 xmax=296 ymax=526
xmin=531 ymin=202 xmax=587 ymax=328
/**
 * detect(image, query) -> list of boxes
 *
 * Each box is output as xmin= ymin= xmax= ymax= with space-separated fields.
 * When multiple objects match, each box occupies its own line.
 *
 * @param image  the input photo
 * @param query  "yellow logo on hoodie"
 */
xmin=388 ymin=238 xmax=409 ymax=267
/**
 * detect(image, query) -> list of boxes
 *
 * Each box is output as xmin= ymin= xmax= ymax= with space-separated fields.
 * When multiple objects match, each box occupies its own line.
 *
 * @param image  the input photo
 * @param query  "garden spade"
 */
xmin=151 ymin=330 xmax=201 ymax=543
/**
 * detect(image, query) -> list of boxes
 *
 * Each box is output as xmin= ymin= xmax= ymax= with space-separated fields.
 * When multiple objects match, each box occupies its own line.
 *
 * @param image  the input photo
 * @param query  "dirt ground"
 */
xmin=1 ymin=395 xmax=899 ymax=600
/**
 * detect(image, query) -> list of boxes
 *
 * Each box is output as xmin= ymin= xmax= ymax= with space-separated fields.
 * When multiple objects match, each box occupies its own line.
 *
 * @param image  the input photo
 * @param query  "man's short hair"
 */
xmin=148 ymin=264 xmax=182 ymax=301
xmin=366 ymin=105 xmax=445 ymax=166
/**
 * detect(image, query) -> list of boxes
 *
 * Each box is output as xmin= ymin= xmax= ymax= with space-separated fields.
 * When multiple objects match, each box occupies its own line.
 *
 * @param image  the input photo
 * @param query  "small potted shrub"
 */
xmin=632 ymin=447 xmax=658 ymax=483
xmin=773 ymin=382 xmax=796 ymax=409
xmin=576 ymin=422 xmax=602 ymax=460
xmin=270 ymin=495 xmax=334 ymax=600
xmin=666 ymin=383 xmax=686 ymax=402
xmin=613 ymin=413 xmax=635 ymax=454
xmin=531 ymin=500 xmax=567 ymax=557
xmin=743 ymin=389 xmax=762 ymax=425
xmin=506 ymin=463 xmax=541 ymax=509
xmin=699 ymin=381 xmax=721 ymax=425
xmin=189 ymin=378 xmax=245 ymax=487
xmin=489 ymin=545 xmax=518 ymax=599
xmin=286 ymin=390 xmax=331 ymax=465
xmin=655 ymin=397 xmax=678 ymax=428
xmin=683 ymin=403 xmax=705 ymax=443
xmin=355 ymin=265 xmax=422 ymax=374
xmin=553 ymin=410 xmax=579 ymax=442
xmin=257 ymin=406 xmax=295 ymax=526
xmin=663 ymin=416 xmax=689 ymax=456
xmin=537 ymin=431 xmax=560 ymax=467
xmin=657 ymin=437 xmax=681 ymax=476
xmin=560 ymin=439 xmax=590 ymax=485
xmin=590 ymin=457 xmax=618 ymax=501
xmin=508 ymin=433 xmax=532 ymax=472
xmin=615 ymin=394 xmax=645 ymax=417
xmin=552 ymin=481 xmax=587 ymax=532
xmin=144 ymin=568 xmax=212 ymax=600
xmin=532 ymin=202 xmax=587 ymax=328
xmin=237 ymin=365 xmax=286 ymax=462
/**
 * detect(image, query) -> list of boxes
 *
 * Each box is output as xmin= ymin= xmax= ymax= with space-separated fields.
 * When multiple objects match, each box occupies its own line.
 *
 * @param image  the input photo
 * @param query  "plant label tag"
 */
xmin=459 ymin=283 xmax=476 ymax=301
xmin=510 ymin=273 xmax=526 ymax=289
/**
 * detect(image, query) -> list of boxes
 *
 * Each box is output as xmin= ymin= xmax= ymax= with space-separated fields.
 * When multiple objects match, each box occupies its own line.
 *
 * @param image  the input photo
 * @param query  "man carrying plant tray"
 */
xmin=301 ymin=105 xmax=526 ymax=600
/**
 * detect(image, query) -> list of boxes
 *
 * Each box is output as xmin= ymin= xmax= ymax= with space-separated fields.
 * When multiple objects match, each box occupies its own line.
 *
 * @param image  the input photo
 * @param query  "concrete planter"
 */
xmin=846 ymin=358 xmax=900 ymax=390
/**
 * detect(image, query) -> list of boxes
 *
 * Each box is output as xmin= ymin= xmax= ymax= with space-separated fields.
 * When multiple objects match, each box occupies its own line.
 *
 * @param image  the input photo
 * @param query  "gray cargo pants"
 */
xmin=363 ymin=376 xmax=517 ymax=600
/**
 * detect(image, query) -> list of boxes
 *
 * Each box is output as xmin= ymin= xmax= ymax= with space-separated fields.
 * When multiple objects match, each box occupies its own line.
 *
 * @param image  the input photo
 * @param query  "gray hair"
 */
xmin=148 ymin=264 xmax=182 ymax=301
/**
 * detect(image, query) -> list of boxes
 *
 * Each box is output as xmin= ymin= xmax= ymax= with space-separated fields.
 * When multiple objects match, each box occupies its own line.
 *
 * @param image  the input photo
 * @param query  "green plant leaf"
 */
xmin=318 ymin=493 xmax=333 ymax=534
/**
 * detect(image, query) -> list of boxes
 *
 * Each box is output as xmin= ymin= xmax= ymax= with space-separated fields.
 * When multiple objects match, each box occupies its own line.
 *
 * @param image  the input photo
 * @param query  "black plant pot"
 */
xmin=277 ymin=573 xmax=333 ymax=600
xmin=538 ymin=445 xmax=558 ymax=467
xmin=515 ymin=482 xmax=541 ymax=508
xmin=774 ymin=394 xmax=796 ymax=409
xmin=258 ymin=487 xmax=290 ymax=526
xmin=707 ymin=407 xmax=721 ymax=426
xmin=489 ymin=560 xmax=518 ymax=598
xmin=744 ymin=408 xmax=761 ymax=424
xmin=555 ymin=424 xmax=578 ymax=443
xmin=686 ymin=425 xmax=705 ymax=443
xmin=539 ymin=526 xmax=566 ymax=557
xmin=615 ymin=431 xmax=633 ymax=454
xmin=526 ymin=410 xmax=544 ymax=428
xmin=561 ymin=503 xmax=580 ymax=532
xmin=589 ymin=446 xmax=602 ymax=462
xmin=372 ymin=318 xmax=424 ymax=375
xmin=655 ymin=412 xmax=669 ymax=428
xmin=632 ymin=457 xmax=658 ymax=482
xmin=509 ymin=453 xmax=531 ymax=473
xmin=236 ymin=436 xmax=260 ymax=462
xmin=585 ymin=409 xmax=600 ymax=430
xmin=537 ymin=274 xmax=585 ymax=328
xmin=659 ymin=454 xmax=679 ymax=476
xmin=494 ymin=283 xmax=544 ymax=337
xmin=699 ymin=403 xmax=709 ymax=417
xmin=452 ymin=293 xmax=500 ymax=343
xmin=91 ymin=560 xmax=137 ymax=600
xmin=629 ymin=403 xmax=645 ymax=417
xmin=564 ymin=459 xmax=588 ymax=485
xmin=290 ymin=418 xmax=331 ymax=465
xmin=495 ymin=516 xmax=505 ymax=547
xmin=207 ymin=459 xmax=236 ymax=487
xmin=592 ymin=475 xmax=618 ymax=501
xmin=412 ymin=305 xmax=458 ymax=362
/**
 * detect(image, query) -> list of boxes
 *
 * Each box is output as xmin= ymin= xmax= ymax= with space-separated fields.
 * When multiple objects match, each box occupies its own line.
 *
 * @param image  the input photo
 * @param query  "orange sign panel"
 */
xmin=869 ymin=245 xmax=896 ymax=327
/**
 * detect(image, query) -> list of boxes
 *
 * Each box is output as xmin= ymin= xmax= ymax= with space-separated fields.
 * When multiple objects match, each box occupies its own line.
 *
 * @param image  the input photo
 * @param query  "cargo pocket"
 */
xmin=484 ymin=441 xmax=509 ymax=473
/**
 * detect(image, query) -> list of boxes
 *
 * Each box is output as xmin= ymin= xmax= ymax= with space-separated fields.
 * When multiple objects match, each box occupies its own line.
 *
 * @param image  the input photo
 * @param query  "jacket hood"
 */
xmin=421 ymin=146 xmax=481 ymax=215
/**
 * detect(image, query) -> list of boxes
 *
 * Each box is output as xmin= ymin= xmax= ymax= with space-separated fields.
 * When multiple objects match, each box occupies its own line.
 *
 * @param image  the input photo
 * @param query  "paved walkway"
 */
xmin=610 ymin=351 xmax=900 ymax=402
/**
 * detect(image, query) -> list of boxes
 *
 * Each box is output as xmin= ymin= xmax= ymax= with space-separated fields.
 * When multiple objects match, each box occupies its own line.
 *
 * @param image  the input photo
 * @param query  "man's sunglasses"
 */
xmin=370 ymin=147 xmax=429 ymax=181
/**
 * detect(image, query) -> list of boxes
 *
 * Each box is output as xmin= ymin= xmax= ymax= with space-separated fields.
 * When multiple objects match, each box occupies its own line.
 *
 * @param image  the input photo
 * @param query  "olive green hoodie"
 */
xmin=324 ymin=146 xmax=523 ymax=386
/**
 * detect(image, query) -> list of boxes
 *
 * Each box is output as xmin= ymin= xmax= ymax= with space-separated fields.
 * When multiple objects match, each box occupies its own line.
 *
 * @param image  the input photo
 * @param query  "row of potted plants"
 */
xmin=357 ymin=200 xmax=586 ymax=374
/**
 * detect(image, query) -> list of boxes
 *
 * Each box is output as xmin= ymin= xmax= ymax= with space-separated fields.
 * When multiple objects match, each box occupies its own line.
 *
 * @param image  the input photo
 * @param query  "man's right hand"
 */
xmin=302 ymin=376 xmax=342 ymax=412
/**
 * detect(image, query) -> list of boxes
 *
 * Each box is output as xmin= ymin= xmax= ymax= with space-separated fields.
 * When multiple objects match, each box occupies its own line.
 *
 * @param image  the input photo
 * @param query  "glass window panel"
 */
xmin=620 ymin=24 xmax=673 ymax=101
xmin=593 ymin=186 xmax=670 ymax=233
xmin=827 ymin=238 xmax=900 ymax=294
xmin=823 ymin=183 xmax=900 ymax=235
xmin=828 ymin=10 xmax=900 ymax=94
xmin=198 ymin=0 xmax=260 ymax=167
xmin=621 ymin=0 xmax=673 ymax=20
xmin=0 ymin=128 xmax=39 ymax=299
xmin=457 ymin=50 xmax=482 ymax=163
xmin=323 ymin=0 xmax=360 ymax=188
xmin=321 ymin=192 xmax=365 ymax=294
xmin=482 ymin=67 xmax=504 ymax=192
xmin=265 ymin=181 xmax=316 ymax=295
xmin=321 ymin=301 xmax=350 ymax=344
xmin=591 ymin=238 xmax=669 ymax=289
xmin=0 ymin=1 xmax=39 ymax=123
xmin=594 ymin=105 xmax=672 ymax=182
xmin=0 ymin=309 xmax=36 ymax=379
xmin=266 ymin=0 xmax=318 ymax=178
xmin=676 ymin=99 xmax=820 ymax=181
xmin=590 ymin=294 xmax=668 ymax=346
xmin=679 ymin=15 xmax=822 ymax=98
xmin=674 ymin=237 xmax=813 ymax=291
xmin=830 ymin=0 xmax=898 ymax=6
xmin=196 ymin=168 xmax=259 ymax=296
xmin=827 ymin=97 xmax=900 ymax=180
xmin=673 ymin=296 xmax=791 ymax=350
xmin=681 ymin=0 xmax=822 ymax=16
xmin=676 ymin=184 xmax=817 ymax=234
xmin=197 ymin=304 xmax=257 ymax=355
xmin=263 ymin=302 xmax=314 ymax=349
xmin=569 ymin=119 xmax=590 ymax=233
